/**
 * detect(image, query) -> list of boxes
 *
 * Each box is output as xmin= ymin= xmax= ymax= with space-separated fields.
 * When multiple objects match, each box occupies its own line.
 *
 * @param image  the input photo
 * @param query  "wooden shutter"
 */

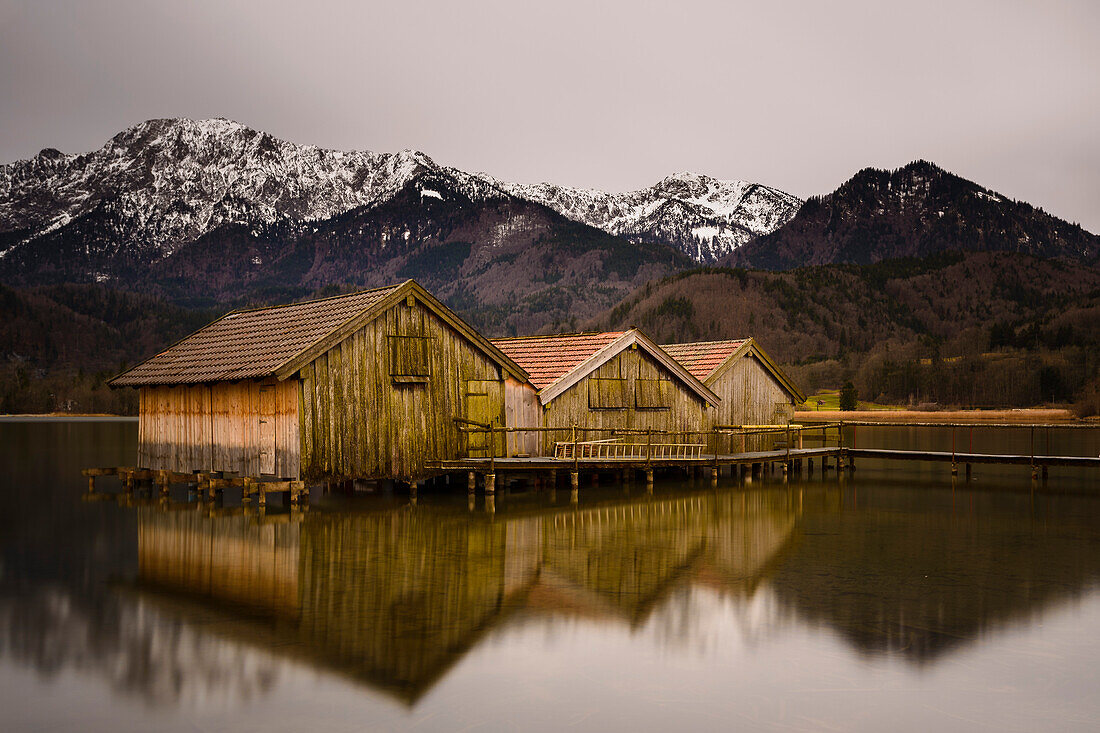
xmin=389 ymin=335 xmax=430 ymax=379
xmin=635 ymin=378 xmax=671 ymax=409
xmin=589 ymin=377 xmax=628 ymax=409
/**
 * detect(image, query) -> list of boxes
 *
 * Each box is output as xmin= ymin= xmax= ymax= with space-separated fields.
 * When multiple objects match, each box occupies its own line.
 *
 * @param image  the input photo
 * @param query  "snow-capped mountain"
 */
xmin=495 ymin=173 xmax=802 ymax=262
xmin=0 ymin=118 xmax=799 ymax=268
xmin=0 ymin=117 xmax=501 ymax=262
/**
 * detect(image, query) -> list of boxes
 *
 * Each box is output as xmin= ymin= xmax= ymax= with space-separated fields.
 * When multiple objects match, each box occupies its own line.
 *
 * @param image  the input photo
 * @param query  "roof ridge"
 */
xmin=661 ymin=338 xmax=750 ymax=347
xmin=491 ymin=330 xmax=625 ymax=342
xmin=225 ymin=281 xmax=408 ymax=316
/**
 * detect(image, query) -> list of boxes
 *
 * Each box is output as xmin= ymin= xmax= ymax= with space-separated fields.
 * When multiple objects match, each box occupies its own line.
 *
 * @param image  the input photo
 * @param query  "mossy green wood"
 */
xmin=464 ymin=379 xmax=505 ymax=457
xmin=298 ymin=299 xmax=506 ymax=481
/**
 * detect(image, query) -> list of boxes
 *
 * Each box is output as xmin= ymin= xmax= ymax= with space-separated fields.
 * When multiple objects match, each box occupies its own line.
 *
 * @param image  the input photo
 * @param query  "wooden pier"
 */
xmin=83 ymin=420 xmax=1099 ymax=504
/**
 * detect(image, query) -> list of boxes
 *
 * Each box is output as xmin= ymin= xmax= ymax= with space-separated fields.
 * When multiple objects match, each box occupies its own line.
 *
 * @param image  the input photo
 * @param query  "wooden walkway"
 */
xmin=82 ymin=421 xmax=1099 ymax=501
xmin=848 ymin=448 xmax=1100 ymax=468
xmin=432 ymin=446 xmax=841 ymax=473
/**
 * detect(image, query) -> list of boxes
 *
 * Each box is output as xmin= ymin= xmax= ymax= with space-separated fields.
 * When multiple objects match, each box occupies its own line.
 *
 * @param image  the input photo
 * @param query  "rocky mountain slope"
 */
xmin=1 ymin=118 xmax=714 ymax=333
xmin=727 ymin=160 xmax=1099 ymax=270
xmin=496 ymin=172 xmax=801 ymax=262
xmin=0 ymin=118 xmax=797 ymax=287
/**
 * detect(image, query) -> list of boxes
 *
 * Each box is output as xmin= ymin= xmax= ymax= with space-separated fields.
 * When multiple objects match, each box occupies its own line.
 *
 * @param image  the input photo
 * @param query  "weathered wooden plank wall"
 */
xmin=540 ymin=348 xmax=709 ymax=455
xmin=138 ymin=380 xmax=300 ymax=477
xmin=298 ymin=299 xmax=507 ymax=481
xmin=504 ymin=377 xmax=540 ymax=456
xmin=708 ymin=354 xmax=796 ymax=452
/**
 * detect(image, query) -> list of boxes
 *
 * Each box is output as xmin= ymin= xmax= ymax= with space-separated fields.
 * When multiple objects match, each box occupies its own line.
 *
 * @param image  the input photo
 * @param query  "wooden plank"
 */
xmin=848 ymin=448 xmax=1100 ymax=467
xmin=259 ymin=382 xmax=276 ymax=475
xmin=299 ymin=366 xmax=314 ymax=476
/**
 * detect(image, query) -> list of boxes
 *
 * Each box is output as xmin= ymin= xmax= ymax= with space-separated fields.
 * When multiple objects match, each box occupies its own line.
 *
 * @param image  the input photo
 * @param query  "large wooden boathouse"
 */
xmin=109 ymin=280 xmax=530 ymax=482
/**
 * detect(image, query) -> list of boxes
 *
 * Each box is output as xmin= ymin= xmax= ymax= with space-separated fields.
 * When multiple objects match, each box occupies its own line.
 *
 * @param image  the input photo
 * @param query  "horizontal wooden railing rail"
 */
xmin=454 ymin=420 xmax=844 ymax=460
xmin=795 ymin=420 xmax=1099 ymax=429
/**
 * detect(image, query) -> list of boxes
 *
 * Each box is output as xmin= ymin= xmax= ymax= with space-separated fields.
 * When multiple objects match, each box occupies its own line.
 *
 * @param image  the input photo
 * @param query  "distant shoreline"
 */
xmin=793 ymin=408 xmax=1092 ymax=424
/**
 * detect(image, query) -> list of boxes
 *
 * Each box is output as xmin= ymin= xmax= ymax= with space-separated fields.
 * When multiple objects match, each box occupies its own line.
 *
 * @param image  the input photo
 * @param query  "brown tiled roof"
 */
xmin=110 ymin=285 xmax=402 ymax=386
xmin=660 ymin=339 xmax=748 ymax=381
xmin=491 ymin=332 xmax=625 ymax=390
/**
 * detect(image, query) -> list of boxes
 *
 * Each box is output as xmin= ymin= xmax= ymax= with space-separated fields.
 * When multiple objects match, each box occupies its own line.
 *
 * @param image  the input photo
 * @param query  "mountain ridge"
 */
xmin=726 ymin=160 xmax=1099 ymax=269
xmin=0 ymin=117 xmax=798 ymax=270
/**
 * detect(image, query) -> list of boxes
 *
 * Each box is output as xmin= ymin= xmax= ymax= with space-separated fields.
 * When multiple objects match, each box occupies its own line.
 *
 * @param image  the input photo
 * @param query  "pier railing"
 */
xmin=455 ymin=420 xmax=846 ymax=462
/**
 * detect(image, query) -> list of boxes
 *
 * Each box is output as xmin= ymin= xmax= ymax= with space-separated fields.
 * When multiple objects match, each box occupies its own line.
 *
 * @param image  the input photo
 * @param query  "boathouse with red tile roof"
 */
xmin=661 ymin=338 xmax=805 ymax=447
xmin=492 ymin=330 xmax=720 ymax=455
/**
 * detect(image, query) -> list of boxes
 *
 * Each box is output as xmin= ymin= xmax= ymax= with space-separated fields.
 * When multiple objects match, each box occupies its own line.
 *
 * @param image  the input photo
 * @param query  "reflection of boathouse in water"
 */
xmin=134 ymin=491 xmax=799 ymax=703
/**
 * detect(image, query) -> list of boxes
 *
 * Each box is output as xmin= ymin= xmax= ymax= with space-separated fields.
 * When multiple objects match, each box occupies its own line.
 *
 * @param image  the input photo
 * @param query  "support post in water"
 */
xmin=468 ymin=471 xmax=476 ymax=494
xmin=485 ymin=472 xmax=496 ymax=496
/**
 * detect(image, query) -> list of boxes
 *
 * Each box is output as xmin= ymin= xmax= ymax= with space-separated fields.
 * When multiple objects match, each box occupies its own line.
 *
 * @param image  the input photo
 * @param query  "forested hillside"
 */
xmin=0 ymin=285 xmax=219 ymax=413
xmin=591 ymin=252 xmax=1100 ymax=410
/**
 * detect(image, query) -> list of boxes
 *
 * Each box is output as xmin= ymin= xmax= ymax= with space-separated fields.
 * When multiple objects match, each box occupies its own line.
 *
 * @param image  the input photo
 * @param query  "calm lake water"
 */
xmin=2 ymin=419 xmax=1100 ymax=732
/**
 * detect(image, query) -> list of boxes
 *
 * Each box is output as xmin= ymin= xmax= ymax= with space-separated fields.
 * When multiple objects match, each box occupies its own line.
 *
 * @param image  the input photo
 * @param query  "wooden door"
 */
xmin=259 ymin=384 xmax=276 ymax=475
xmin=464 ymin=380 xmax=504 ymax=457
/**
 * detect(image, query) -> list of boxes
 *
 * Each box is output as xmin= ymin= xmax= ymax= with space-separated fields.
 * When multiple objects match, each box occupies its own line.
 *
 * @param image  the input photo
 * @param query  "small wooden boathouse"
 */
xmin=491 ymin=330 xmax=720 ymax=455
xmin=662 ymin=338 xmax=805 ymax=449
xmin=108 ymin=280 xmax=530 ymax=482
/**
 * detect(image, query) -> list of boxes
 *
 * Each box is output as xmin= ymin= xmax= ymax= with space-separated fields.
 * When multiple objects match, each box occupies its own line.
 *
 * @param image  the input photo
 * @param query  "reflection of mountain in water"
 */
xmin=769 ymin=490 xmax=1100 ymax=662
xmin=132 ymin=491 xmax=799 ymax=704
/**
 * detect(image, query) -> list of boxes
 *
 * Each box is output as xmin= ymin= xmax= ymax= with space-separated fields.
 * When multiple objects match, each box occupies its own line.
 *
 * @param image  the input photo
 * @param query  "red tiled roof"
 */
xmin=110 ymin=285 xmax=402 ymax=386
xmin=491 ymin=332 xmax=625 ymax=390
xmin=660 ymin=339 xmax=748 ymax=381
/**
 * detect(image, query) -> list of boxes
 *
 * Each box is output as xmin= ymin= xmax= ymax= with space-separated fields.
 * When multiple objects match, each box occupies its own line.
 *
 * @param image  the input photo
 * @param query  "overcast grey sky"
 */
xmin=2 ymin=0 xmax=1098 ymax=230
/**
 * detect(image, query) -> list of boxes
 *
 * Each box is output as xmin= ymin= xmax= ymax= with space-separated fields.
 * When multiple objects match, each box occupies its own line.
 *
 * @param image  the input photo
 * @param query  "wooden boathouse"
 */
xmin=491 ymin=330 xmax=721 ymax=455
xmin=108 ymin=280 xmax=530 ymax=482
xmin=662 ymin=338 xmax=805 ymax=449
